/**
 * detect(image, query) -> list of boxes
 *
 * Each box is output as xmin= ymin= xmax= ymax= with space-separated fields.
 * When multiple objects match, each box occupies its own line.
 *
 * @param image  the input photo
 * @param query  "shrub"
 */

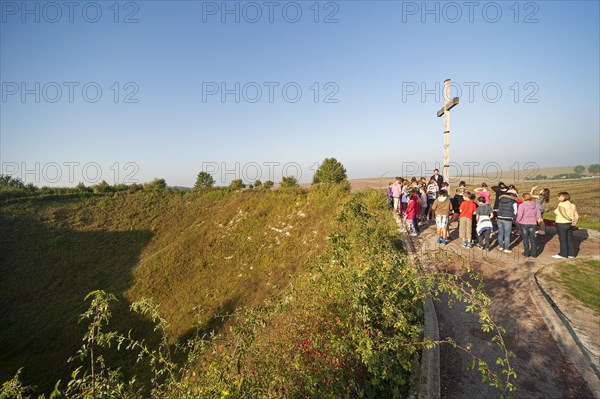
xmin=127 ymin=183 xmax=144 ymax=193
xmin=75 ymin=182 xmax=90 ymax=192
xmin=312 ymin=157 xmax=348 ymax=184
xmin=0 ymin=175 xmax=26 ymax=191
xmin=194 ymin=171 xmax=215 ymax=189
xmin=552 ymin=173 xmax=583 ymax=180
xmin=92 ymin=180 xmax=112 ymax=193
xmin=263 ymin=180 xmax=274 ymax=189
xmin=228 ymin=179 xmax=245 ymax=190
xmin=144 ymin=178 xmax=167 ymax=191
xmin=254 ymin=180 xmax=262 ymax=188
xmin=280 ymin=176 xmax=298 ymax=188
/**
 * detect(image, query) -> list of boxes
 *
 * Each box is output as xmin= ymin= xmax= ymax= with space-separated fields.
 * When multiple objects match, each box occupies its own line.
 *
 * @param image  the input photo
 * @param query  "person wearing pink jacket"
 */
xmin=516 ymin=193 xmax=542 ymax=258
xmin=391 ymin=177 xmax=402 ymax=214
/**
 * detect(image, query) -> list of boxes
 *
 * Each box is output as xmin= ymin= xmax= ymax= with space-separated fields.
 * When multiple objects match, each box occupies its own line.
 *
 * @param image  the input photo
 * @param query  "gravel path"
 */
xmin=410 ymin=220 xmax=599 ymax=398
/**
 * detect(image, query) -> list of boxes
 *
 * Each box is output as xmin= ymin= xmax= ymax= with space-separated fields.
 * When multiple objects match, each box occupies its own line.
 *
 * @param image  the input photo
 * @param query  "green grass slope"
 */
xmin=0 ymin=187 xmax=345 ymax=392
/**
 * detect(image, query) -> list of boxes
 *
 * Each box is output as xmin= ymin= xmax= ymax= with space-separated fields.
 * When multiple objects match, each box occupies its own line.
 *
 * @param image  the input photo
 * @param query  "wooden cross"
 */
xmin=436 ymin=79 xmax=460 ymax=184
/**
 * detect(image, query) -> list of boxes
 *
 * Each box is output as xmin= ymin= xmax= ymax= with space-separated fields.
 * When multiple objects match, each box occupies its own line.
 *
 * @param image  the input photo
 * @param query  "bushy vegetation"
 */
xmin=0 ymin=175 xmax=159 ymax=202
xmin=312 ymin=158 xmax=348 ymax=185
xmin=143 ymin=178 xmax=167 ymax=191
xmin=228 ymin=179 xmax=245 ymax=190
xmin=551 ymin=173 xmax=586 ymax=180
xmin=280 ymin=176 xmax=299 ymax=188
xmin=1 ymin=188 xmax=515 ymax=398
xmin=524 ymin=175 xmax=547 ymax=181
xmin=263 ymin=180 xmax=274 ymax=189
xmin=194 ymin=172 xmax=215 ymax=189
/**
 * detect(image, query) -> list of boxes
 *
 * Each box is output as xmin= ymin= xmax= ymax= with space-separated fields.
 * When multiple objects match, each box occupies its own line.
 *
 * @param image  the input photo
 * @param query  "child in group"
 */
xmin=451 ymin=187 xmax=465 ymax=225
xmin=510 ymin=185 xmax=523 ymax=204
xmin=441 ymin=181 xmax=450 ymax=192
xmin=509 ymin=185 xmax=522 ymax=236
xmin=475 ymin=196 xmax=494 ymax=251
xmin=419 ymin=185 xmax=429 ymax=225
xmin=392 ymin=177 xmax=402 ymax=215
xmin=474 ymin=182 xmax=492 ymax=205
xmin=470 ymin=193 xmax=479 ymax=245
xmin=387 ymin=182 xmax=394 ymax=210
xmin=492 ymin=182 xmax=508 ymax=211
xmin=401 ymin=179 xmax=410 ymax=214
xmin=459 ymin=192 xmax=477 ymax=248
xmin=497 ymin=189 xmax=518 ymax=253
xmin=405 ymin=190 xmax=421 ymax=237
xmin=530 ymin=186 xmax=550 ymax=235
xmin=431 ymin=189 xmax=453 ymax=244
xmin=426 ymin=178 xmax=439 ymax=221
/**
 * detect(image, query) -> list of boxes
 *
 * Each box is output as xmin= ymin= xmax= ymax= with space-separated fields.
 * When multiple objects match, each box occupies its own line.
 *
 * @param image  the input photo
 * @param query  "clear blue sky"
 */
xmin=1 ymin=0 xmax=599 ymax=186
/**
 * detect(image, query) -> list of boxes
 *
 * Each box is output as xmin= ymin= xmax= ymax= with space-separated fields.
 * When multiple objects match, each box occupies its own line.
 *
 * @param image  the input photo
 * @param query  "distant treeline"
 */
xmin=525 ymin=164 xmax=600 ymax=181
xmin=0 ymin=175 xmax=171 ymax=202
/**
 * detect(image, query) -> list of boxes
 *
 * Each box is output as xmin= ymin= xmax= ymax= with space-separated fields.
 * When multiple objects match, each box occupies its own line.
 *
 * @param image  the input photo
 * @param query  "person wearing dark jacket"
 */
xmin=450 ymin=187 xmax=465 ymax=225
xmin=496 ymin=189 xmax=517 ymax=253
xmin=431 ymin=168 xmax=444 ymax=190
xmin=491 ymin=182 xmax=508 ymax=211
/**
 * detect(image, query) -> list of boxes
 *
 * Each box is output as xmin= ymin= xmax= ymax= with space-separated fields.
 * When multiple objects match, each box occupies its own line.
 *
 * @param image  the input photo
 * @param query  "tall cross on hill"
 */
xmin=436 ymin=79 xmax=460 ymax=184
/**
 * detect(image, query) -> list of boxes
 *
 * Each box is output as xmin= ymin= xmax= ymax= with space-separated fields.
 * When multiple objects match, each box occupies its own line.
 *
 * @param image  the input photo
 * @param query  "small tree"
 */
xmin=312 ymin=157 xmax=347 ymax=184
xmin=194 ymin=171 xmax=215 ymax=189
xmin=92 ymin=180 xmax=112 ymax=193
xmin=263 ymin=180 xmax=274 ymax=189
xmin=254 ymin=180 xmax=262 ymax=188
xmin=280 ymin=176 xmax=298 ymax=188
xmin=229 ymin=179 xmax=245 ymax=190
xmin=0 ymin=175 xmax=26 ymax=191
xmin=144 ymin=178 xmax=167 ymax=190
xmin=76 ymin=182 xmax=89 ymax=192
xmin=588 ymin=164 xmax=600 ymax=175
xmin=574 ymin=165 xmax=585 ymax=175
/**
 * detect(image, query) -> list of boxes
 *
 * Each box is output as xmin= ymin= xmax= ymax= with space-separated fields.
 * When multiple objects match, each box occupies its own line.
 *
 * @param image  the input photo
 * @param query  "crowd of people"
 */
xmin=387 ymin=169 xmax=579 ymax=259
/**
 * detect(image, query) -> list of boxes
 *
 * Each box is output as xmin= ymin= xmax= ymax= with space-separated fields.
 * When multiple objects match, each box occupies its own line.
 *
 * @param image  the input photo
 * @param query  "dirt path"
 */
xmin=409 ymin=220 xmax=600 ymax=398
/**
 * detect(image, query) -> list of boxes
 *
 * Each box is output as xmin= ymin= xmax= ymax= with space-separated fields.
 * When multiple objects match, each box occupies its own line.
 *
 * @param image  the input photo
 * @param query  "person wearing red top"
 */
xmin=459 ymin=193 xmax=477 ymax=248
xmin=405 ymin=191 xmax=421 ymax=236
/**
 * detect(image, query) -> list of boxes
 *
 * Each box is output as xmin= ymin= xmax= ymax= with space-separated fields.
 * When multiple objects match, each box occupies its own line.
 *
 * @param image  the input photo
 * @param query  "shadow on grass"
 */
xmin=0 ymin=209 xmax=154 ymax=393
